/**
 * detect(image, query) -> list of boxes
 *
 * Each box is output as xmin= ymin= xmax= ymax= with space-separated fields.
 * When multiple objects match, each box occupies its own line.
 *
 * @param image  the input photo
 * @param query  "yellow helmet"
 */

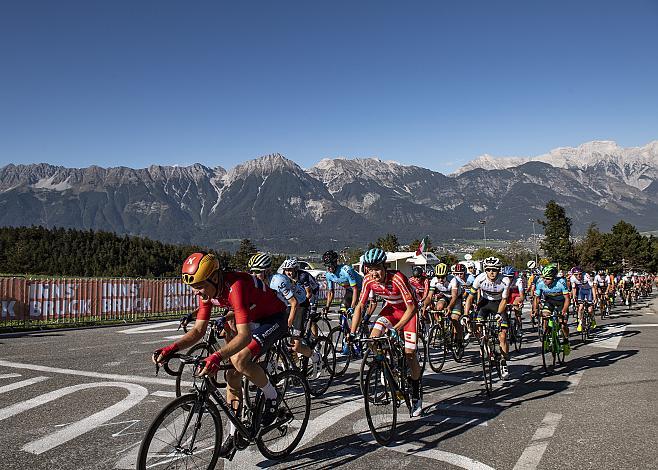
xmin=435 ymin=263 xmax=448 ymax=277
xmin=181 ymin=252 xmax=219 ymax=285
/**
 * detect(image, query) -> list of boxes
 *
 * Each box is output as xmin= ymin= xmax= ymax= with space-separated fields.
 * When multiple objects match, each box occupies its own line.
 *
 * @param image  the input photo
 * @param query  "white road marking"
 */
xmin=0 ymin=381 xmax=148 ymax=454
xmin=0 ymin=373 xmax=22 ymax=379
xmin=0 ymin=376 xmax=50 ymax=394
xmin=629 ymin=323 xmax=658 ymax=327
xmin=513 ymin=442 xmax=550 ymax=470
xmin=531 ymin=412 xmax=562 ymax=440
xmin=163 ymin=335 xmax=184 ymax=340
xmin=512 ymin=412 xmax=562 ymax=470
xmin=588 ymin=325 xmax=626 ymax=349
xmin=0 ymin=359 xmax=191 ymax=388
xmin=565 ymin=370 xmax=584 ymax=395
xmin=353 ymin=418 xmax=496 ymax=470
xmin=118 ymin=322 xmax=180 ymax=335
xmin=151 ymin=390 xmax=177 ymax=398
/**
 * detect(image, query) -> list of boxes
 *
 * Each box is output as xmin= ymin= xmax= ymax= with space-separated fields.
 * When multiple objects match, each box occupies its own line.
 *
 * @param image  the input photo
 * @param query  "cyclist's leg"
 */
xmin=497 ymin=306 xmax=509 ymax=357
xmin=290 ymin=301 xmax=313 ymax=359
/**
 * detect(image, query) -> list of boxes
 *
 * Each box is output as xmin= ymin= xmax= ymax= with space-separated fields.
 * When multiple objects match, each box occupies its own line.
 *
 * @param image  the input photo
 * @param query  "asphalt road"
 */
xmin=1 ymin=294 xmax=657 ymax=470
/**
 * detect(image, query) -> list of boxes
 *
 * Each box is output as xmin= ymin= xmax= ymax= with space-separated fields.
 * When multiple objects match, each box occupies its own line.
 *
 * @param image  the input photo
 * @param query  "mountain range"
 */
xmin=1 ymin=140 xmax=657 ymax=252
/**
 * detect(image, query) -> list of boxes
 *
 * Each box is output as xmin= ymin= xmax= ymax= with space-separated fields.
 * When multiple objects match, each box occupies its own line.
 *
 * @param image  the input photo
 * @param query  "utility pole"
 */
xmin=478 ymin=220 xmax=487 ymax=249
xmin=529 ymin=218 xmax=538 ymax=265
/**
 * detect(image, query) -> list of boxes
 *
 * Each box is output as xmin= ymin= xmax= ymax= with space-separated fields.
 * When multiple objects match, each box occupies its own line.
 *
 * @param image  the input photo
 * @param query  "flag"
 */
xmin=416 ymin=236 xmax=428 ymax=256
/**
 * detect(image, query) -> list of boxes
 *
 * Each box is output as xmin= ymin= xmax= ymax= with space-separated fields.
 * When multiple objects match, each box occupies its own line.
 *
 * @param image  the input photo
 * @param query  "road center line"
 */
xmin=513 ymin=412 xmax=562 ymax=470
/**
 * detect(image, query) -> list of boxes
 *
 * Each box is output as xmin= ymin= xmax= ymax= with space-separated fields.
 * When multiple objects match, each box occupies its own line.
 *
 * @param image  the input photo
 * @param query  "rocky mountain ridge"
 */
xmin=1 ymin=140 xmax=657 ymax=251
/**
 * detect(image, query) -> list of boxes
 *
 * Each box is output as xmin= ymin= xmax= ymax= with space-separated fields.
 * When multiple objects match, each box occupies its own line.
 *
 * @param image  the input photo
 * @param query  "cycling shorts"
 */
xmin=576 ymin=289 xmax=593 ymax=304
xmin=246 ymin=312 xmax=287 ymax=358
xmin=476 ymin=299 xmax=508 ymax=329
xmin=541 ymin=299 xmax=568 ymax=324
xmin=372 ymin=304 xmax=417 ymax=350
xmin=508 ymin=292 xmax=522 ymax=305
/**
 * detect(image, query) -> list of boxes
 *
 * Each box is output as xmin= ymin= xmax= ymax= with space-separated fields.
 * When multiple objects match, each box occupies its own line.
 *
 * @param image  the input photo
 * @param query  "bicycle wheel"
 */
xmin=363 ymin=360 xmax=397 ymax=446
xmin=137 ymin=393 xmax=222 ymax=470
xmin=540 ymin=329 xmax=550 ymax=371
xmin=311 ymin=317 xmax=333 ymax=338
xmin=479 ymin=340 xmax=493 ymax=397
xmin=305 ymin=335 xmax=336 ymax=397
xmin=450 ymin=327 xmax=465 ymax=362
xmin=176 ymin=342 xmax=214 ymax=397
xmin=427 ymin=323 xmax=446 ymax=373
xmin=256 ymin=370 xmax=311 ymax=460
xmin=556 ymin=332 xmax=565 ymax=365
xmin=359 ymin=348 xmax=374 ymax=395
xmin=329 ymin=326 xmax=352 ymax=376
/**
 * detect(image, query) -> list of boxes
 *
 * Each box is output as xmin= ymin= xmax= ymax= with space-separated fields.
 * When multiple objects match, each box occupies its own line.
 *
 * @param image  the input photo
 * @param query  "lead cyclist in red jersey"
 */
xmin=349 ymin=247 xmax=423 ymax=417
xmin=152 ymin=252 xmax=288 ymax=455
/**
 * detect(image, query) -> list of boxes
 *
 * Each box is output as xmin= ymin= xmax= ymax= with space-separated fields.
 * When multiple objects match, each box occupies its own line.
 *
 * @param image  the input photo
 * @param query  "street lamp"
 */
xmin=529 ymin=218 xmax=538 ymax=265
xmin=478 ymin=220 xmax=487 ymax=249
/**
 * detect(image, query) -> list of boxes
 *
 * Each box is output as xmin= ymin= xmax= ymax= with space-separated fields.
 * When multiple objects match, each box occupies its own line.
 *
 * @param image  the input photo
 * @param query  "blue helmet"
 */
xmin=502 ymin=265 xmax=515 ymax=277
xmin=363 ymin=248 xmax=387 ymax=266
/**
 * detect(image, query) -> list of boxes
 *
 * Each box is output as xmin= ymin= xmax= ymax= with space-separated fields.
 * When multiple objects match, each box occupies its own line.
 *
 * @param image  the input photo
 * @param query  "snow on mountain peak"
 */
xmin=453 ymin=140 xmax=658 ymax=190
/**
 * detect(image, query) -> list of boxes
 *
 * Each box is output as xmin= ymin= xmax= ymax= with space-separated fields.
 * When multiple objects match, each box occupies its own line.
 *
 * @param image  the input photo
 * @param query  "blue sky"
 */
xmin=1 ymin=1 xmax=657 ymax=174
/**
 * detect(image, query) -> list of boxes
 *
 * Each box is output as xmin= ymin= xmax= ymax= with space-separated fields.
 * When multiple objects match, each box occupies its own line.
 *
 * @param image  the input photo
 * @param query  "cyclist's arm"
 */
xmin=350 ymin=284 xmax=359 ymax=309
xmin=464 ymin=291 xmax=475 ymax=315
xmin=325 ymin=288 xmax=334 ymax=309
xmin=304 ymin=285 xmax=313 ymax=301
xmin=287 ymin=295 xmax=299 ymax=328
xmin=350 ymin=300 xmax=366 ymax=335
xmin=350 ymin=281 xmax=371 ymax=334
xmin=562 ymin=293 xmax=571 ymax=313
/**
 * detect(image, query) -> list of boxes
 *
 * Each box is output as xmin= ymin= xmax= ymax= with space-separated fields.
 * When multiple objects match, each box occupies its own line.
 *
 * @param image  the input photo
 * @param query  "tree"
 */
xmin=603 ymin=220 xmax=650 ymax=271
xmin=574 ymin=223 xmax=605 ymax=271
xmin=233 ymin=239 xmax=258 ymax=270
xmin=372 ymin=233 xmax=400 ymax=252
xmin=539 ymin=200 xmax=574 ymax=266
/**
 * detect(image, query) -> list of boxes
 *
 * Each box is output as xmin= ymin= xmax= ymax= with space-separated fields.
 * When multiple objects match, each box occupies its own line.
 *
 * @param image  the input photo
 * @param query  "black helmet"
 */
xmin=412 ymin=266 xmax=424 ymax=277
xmin=322 ymin=250 xmax=339 ymax=267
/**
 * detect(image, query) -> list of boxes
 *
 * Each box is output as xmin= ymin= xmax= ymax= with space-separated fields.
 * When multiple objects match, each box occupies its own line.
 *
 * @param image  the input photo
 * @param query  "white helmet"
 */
xmin=465 ymin=261 xmax=476 ymax=269
xmin=281 ymin=258 xmax=299 ymax=270
xmin=527 ymin=260 xmax=536 ymax=269
xmin=482 ymin=257 xmax=502 ymax=270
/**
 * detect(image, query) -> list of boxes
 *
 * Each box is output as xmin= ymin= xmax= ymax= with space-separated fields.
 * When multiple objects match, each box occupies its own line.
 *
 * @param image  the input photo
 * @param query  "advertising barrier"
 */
xmin=0 ymin=277 xmax=344 ymax=327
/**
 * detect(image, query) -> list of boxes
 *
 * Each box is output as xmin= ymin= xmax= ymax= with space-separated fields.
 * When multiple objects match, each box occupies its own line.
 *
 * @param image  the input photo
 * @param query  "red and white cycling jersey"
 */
xmin=408 ymin=276 xmax=429 ymax=300
xmin=359 ymin=270 xmax=415 ymax=311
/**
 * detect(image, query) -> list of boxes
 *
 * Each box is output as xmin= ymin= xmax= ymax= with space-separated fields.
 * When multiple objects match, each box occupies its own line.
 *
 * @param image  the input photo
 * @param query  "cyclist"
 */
xmin=534 ymin=264 xmax=571 ymax=355
xmin=152 ymin=252 xmax=288 ymax=456
xmin=465 ymin=261 xmax=478 ymax=287
xmin=282 ymin=257 xmax=321 ymax=319
xmin=409 ymin=266 xmax=431 ymax=307
xmin=502 ymin=265 xmax=525 ymax=332
xmin=593 ymin=269 xmax=609 ymax=314
xmin=571 ymin=267 xmax=596 ymax=332
xmin=250 ymin=254 xmax=321 ymax=376
xmin=349 ymin=248 xmax=423 ymax=417
xmin=463 ymin=257 xmax=511 ymax=379
xmin=422 ymin=263 xmax=451 ymax=321
xmin=448 ymin=263 xmax=468 ymax=342
xmin=322 ymin=249 xmax=362 ymax=315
